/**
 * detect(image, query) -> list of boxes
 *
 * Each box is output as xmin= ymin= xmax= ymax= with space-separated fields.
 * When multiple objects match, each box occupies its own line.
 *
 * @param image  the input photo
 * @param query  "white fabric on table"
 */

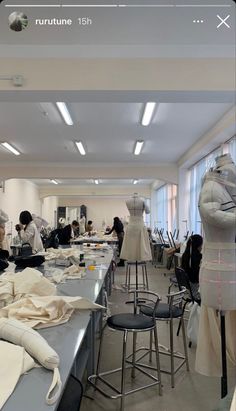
xmin=0 ymin=268 xmax=56 ymax=307
xmin=0 ymin=341 xmax=35 ymax=410
xmin=0 ymin=295 xmax=104 ymax=329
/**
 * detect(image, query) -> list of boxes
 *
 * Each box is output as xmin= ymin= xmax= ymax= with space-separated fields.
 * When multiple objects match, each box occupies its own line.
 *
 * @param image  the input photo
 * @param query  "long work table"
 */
xmin=1 ymin=247 xmax=114 ymax=411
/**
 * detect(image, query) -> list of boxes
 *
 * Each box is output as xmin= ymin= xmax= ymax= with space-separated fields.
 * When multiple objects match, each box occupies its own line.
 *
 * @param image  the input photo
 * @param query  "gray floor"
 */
xmin=81 ymin=263 xmax=235 ymax=411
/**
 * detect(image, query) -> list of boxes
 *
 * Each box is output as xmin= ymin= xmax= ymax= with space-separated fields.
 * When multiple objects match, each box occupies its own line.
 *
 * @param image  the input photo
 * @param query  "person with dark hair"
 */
xmin=60 ymin=220 xmax=79 ymax=245
xmin=181 ymin=234 xmax=203 ymax=299
xmin=15 ymin=210 xmax=43 ymax=252
xmin=86 ymin=220 xmax=94 ymax=234
xmin=106 ymin=217 xmax=125 ymax=267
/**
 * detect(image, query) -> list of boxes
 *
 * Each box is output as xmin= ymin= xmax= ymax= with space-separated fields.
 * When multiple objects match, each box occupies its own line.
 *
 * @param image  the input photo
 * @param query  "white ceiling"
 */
xmin=32 ymin=178 xmax=154 ymax=187
xmin=0 ymin=102 xmax=233 ymax=166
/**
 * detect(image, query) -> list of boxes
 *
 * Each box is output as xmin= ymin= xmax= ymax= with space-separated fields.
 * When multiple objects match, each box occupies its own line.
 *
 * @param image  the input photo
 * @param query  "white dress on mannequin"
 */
xmin=120 ymin=194 xmax=152 ymax=261
xmin=79 ymin=216 xmax=86 ymax=235
xmin=196 ymin=154 xmax=236 ymax=376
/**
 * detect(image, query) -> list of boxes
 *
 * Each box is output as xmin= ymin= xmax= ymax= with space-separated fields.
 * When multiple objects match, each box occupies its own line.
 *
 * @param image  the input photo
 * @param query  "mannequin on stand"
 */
xmin=196 ymin=154 xmax=236 ymax=398
xmin=79 ymin=216 xmax=86 ymax=235
xmin=120 ymin=194 xmax=152 ymax=286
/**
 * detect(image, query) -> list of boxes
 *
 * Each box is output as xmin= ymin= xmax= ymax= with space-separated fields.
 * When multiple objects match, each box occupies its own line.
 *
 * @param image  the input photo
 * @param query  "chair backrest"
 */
xmin=129 ymin=290 xmax=161 ymax=320
xmin=175 ymin=267 xmax=195 ymax=302
xmin=166 ymin=288 xmax=186 ymax=317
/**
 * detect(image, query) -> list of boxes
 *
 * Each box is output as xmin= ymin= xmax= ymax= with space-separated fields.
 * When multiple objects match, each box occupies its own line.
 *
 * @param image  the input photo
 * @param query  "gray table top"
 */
xmin=2 ymin=250 xmax=113 ymax=411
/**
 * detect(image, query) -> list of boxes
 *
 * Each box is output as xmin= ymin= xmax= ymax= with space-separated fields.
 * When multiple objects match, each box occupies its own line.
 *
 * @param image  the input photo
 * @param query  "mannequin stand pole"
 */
xmin=220 ymin=311 xmax=228 ymax=399
xmin=135 ymin=261 xmax=138 ymax=290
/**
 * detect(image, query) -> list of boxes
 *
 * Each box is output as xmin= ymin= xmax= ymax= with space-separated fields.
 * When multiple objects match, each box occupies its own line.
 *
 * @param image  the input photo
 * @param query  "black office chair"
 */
xmin=57 ymin=375 xmax=83 ymax=411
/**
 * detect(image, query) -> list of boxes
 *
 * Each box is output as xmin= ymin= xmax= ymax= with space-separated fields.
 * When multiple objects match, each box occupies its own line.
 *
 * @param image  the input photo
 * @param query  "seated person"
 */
xmin=59 ymin=220 xmax=79 ymax=245
xmin=16 ymin=210 xmax=43 ymax=253
xmin=181 ymin=234 xmax=203 ymax=301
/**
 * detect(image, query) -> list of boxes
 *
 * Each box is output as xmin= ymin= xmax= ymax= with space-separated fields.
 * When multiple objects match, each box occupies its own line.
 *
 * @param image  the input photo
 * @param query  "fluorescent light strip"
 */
xmin=142 ymin=102 xmax=156 ymax=126
xmin=1 ymin=142 xmax=20 ymax=156
xmin=56 ymin=102 xmax=73 ymax=125
xmin=133 ymin=179 xmax=138 ymax=185
xmin=50 ymin=179 xmax=58 ymax=185
xmin=134 ymin=140 xmax=144 ymax=156
xmin=75 ymin=141 xmax=86 ymax=156
xmin=94 ymin=179 xmax=99 ymax=185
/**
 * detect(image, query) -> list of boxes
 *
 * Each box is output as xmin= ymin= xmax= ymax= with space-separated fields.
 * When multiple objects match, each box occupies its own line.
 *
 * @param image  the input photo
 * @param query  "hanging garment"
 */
xmin=0 ymin=340 xmax=35 ymax=410
xmin=120 ymin=195 xmax=152 ymax=261
xmin=0 ymin=295 xmax=103 ymax=329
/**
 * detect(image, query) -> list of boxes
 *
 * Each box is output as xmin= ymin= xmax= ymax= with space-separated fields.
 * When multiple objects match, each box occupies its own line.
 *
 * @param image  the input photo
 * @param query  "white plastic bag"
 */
xmin=187 ymin=302 xmax=200 ymax=346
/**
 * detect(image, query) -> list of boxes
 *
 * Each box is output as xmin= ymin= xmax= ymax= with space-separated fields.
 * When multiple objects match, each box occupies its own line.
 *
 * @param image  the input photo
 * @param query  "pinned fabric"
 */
xmin=0 ymin=295 xmax=104 ymax=329
xmin=0 ymin=340 xmax=35 ymax=410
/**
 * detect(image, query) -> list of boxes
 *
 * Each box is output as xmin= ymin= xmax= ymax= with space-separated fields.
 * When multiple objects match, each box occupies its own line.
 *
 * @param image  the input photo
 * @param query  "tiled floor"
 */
xmin=81 ymin=263 xmax=235 ymax=411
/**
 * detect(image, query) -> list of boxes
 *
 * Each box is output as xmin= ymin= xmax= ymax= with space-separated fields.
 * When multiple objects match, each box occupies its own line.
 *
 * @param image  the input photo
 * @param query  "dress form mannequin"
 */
xmin=120 ymin=193 xmax=152 ymax=261
xmin=79 ymin=216 xmax=86 ymax=235
xmin=196 ymin=154 xmax=236 ymax=396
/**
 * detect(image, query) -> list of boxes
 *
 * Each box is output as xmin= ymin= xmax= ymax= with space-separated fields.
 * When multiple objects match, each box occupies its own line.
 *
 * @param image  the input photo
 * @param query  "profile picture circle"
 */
xmin=8 ymin=11 xmax=28 ymax=32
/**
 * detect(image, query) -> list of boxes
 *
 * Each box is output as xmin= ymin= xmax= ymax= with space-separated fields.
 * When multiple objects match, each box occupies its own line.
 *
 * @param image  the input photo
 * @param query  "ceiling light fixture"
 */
xmin=56 ymin=102 xmax=73 ymax=125
xmin=75 ymin=141 xmax=86 ymax=156
xmin=1 ymin=142 xmax=20 ymax=156
xmin=50 ymin=179 xmax=58 ymax=185
xmin=94 ymin=179 xmax=99 ymax=185
xmin=142 ymin=102 xmax=156 ymax=126
xmin=133 ymin=179 xmax=138 ymax=185
xmin=134 ymin=140 xmax=144 ymax=156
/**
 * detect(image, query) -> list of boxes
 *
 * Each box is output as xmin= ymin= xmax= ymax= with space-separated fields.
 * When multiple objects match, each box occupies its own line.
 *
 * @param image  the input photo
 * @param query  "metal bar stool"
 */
xmin=88 ymin=290 xmax=162 ymax=411
xmin=125 ymin=261 xmax=149 ymax=291
xmin=128 ymin=288 xmax=189 ymax=388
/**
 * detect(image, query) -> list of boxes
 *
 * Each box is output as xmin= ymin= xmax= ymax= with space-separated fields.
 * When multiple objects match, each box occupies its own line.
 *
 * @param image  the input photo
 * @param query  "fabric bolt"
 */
xmin=0 ymin=295 xmax=104 ymax=329
xmin=0 ymin=340 xmax=35 ymax=410
xmin=121 ymin=195 xmax=152 ymax=261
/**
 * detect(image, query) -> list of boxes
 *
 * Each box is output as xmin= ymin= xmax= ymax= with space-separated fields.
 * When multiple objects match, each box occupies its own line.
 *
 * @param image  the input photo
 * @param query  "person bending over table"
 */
xmin=105 ymin=217 xmax=125 ymax=267
xmin=60 ymin=220 xmax=79 ymax=245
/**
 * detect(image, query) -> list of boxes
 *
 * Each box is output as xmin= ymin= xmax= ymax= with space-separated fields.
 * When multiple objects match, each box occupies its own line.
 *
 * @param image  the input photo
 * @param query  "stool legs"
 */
xmin=169 ymin=318 xmax=175 ymax=388
xmin=181 ymin=317 xmax=189 ymax=371
xmin=131 ymin=332 xmax=137 ymax=379
xmin=149 ymin=330 xmax=153 ymax=362
xmin=153 ymin=326 xmax=162 ymax=396
xmin=120 ymin=331 xmax=128 ymax=411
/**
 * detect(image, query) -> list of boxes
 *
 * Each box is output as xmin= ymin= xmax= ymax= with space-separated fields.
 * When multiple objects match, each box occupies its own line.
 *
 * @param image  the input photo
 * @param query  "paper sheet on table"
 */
xmin=0 ymin=341 xmax=35 ymax=410
xmin=0 ymin=295 xmax=104 ymax=329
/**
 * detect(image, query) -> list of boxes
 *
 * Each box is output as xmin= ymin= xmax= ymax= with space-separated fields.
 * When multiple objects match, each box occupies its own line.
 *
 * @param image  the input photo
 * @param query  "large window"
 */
xmin=155 ymin=184 xmax=177 ymax=233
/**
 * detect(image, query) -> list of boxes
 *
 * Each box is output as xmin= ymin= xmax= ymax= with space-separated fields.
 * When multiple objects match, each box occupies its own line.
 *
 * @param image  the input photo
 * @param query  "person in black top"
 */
xmin=181 ymin=234 xmax=203 ymax=300
xmin=106 ymin=217 xmax=125 ymax=267
xmin=60 ymin=220 xmax=79 ymax=245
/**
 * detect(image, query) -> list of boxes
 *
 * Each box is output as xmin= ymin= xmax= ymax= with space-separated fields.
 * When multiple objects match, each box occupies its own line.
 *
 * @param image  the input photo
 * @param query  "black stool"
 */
xmin=138 ymin=288 xmax=189 ymax=388
xmin=88 ymin=290 xmax=162 ymax=411
xmin=125 ymin=261 xmax=149 ymax=291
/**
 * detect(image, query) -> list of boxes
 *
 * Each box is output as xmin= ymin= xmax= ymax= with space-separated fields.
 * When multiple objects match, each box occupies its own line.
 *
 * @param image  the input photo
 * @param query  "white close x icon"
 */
xmin=217 ymin=15 xmax=231 ymax=29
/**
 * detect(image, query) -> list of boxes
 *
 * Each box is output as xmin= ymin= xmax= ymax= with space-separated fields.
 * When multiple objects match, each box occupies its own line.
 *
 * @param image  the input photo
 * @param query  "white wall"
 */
xmin=0 ymin=179 xmax=41 ymax=236
xmin=58 ymin=197 xmax=131 ymax=229
xmin=41 ymin=196 xmax=58 ymax=228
